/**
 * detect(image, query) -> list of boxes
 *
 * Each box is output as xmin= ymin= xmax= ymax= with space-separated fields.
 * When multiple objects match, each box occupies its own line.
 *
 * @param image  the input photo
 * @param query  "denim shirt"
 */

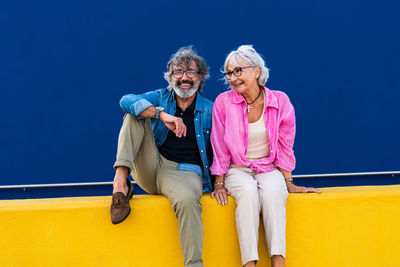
xmin=120 ymin=88 xmax=214 ymax=192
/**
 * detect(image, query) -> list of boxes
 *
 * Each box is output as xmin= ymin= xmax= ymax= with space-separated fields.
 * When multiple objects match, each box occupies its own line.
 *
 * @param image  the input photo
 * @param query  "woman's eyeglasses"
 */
xmin=224 ymin=66 xmax=253 ymax=80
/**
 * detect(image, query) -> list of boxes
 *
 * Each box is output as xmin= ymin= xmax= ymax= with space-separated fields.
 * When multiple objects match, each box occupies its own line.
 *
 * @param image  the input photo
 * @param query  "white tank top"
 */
xmin=246 ymin=102 xmax=270 ymax=161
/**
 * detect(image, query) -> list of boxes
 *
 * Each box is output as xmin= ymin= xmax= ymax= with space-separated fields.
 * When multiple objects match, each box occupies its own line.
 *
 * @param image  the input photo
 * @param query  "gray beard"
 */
xmin=172 ymin=80 xmax=200 ymax=99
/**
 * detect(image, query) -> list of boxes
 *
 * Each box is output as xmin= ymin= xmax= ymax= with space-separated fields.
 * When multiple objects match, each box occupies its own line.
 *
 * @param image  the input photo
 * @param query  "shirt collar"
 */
xmin=176 ymin=94 xmax=197 ymax=112
xmin=194 ymin=92 xmax=205 ymax=112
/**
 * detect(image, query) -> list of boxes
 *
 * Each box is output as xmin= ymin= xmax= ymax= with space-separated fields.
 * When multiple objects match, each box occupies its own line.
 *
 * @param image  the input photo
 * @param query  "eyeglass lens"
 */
xmin=173 ymin=70 xmax=198 ymax=78
xmin=224 ymin=66 xmax=252 ymax=80
xmin=224 ymin=67 xmax=242 ymax=80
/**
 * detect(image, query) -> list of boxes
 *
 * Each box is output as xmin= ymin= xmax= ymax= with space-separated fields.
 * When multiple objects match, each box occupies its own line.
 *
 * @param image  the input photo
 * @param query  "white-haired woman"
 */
xmin=210 ymin=45 xmax=321 ymax=267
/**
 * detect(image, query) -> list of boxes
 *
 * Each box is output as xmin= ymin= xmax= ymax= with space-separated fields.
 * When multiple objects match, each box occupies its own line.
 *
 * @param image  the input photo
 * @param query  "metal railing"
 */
xmin=0 ymin=171 xmax=399 ymax=190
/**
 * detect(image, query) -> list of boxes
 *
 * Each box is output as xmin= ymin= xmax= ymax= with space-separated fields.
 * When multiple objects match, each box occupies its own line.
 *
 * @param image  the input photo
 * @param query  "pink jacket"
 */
xmin=210 ymin=86 xmax=296 ymax=175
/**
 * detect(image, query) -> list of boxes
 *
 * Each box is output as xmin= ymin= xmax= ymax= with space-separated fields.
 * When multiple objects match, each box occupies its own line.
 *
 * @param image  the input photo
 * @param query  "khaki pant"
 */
xmin=225 ymin=167 xmax=288 ymax=265
xmin=114 ymin=114 xmax=204 ymax=267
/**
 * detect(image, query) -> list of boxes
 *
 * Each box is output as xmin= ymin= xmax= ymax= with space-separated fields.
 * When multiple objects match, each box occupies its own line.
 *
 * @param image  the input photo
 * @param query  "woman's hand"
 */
xmin=286 ymin=183 xmax=322 ymax=193
xmin=211 ymin=185 xmax=231 ymax=206
xmin=279 ymin=167 xmax=322 ymax=193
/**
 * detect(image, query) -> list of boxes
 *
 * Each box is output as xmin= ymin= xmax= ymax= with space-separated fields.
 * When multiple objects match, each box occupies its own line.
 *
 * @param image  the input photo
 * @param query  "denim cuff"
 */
xmin=131 ymin=99 xmax=153 ymax=117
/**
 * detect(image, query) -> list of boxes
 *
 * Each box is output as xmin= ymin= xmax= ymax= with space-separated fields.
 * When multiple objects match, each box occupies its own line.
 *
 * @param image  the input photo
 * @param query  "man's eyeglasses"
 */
xmin=173 ymin=69 xmax=198 ymax=79
xmin=223 ymin=66 xmax=253 ymax=80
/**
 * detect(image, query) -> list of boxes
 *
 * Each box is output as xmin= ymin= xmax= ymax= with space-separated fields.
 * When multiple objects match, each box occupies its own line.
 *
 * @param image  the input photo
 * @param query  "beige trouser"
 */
xmin=224 ymin=167 xmax=288 ymax=265
xmin=114 ymin=114 xmax=204 ymax=267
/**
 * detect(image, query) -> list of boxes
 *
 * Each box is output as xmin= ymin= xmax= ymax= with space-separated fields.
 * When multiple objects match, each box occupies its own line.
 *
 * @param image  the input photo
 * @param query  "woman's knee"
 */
xmin=259 ymin=188 xmax=288 ymax=206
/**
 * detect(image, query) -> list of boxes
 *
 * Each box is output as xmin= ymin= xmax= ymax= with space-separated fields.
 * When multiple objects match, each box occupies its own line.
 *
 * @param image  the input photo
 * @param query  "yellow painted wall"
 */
xmin=0 ymin=185 xmax=400 ymax=266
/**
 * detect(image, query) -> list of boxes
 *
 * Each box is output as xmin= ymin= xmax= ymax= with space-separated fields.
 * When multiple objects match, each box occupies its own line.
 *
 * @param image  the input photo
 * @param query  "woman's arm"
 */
xmin=209 ymin=96 xmax=231 ymax=176
xmin=274 ymin=94 xmax=321 ymax=193
xmin=210 ymin=174 xmax=231 ymax=206
xmin=278 ymin=167 xmax=322 ymax=193
xmin=274 ymin=95 xmax=296 ymax=172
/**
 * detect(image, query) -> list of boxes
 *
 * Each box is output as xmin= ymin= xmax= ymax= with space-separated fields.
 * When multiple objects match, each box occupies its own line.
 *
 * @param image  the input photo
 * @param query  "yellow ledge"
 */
xmin=1 ymin=185 xmax=400 ymax=267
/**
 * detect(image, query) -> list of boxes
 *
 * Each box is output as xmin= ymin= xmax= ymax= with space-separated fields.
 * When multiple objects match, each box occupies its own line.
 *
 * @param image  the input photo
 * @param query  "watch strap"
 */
xmin=155 ymin=107 xmax=164 ymax=120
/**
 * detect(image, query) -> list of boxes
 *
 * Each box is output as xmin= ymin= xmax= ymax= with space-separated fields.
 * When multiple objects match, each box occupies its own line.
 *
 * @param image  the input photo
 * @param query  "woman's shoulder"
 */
xmin=266 ymin=87 xmax=289 ymax=99
xmin=216 ymin=89 xmax=234 ymax=98
xmin=266 ymin=87 xmax=292 ymax=106
xmin=216 ymin=89 xmax=240 ymax=102
xmin=212 ymin=90 xmax=239 ymax=118
xmin=214 ymin=90 xmax=233 ymax=104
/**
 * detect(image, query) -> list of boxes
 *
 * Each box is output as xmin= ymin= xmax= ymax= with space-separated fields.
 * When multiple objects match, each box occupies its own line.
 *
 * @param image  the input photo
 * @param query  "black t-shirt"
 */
xmin=157 ymin=99 xmax=202 ymax=167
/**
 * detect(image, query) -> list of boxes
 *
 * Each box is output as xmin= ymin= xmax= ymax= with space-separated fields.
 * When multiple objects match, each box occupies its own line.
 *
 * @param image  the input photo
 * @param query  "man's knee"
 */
xmin=173 ymin=191 xmax=202 ymax=213
xmin=123 ymin=113 xmax=141 ymax=127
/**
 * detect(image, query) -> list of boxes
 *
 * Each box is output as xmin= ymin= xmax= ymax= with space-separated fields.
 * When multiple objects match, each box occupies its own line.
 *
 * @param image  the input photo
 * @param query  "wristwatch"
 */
xmin=155 ymin=107 xmax=165 ymax=120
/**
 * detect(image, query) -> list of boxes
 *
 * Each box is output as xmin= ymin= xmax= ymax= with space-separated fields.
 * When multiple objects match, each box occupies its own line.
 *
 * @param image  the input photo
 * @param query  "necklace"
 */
xmin=245 ymin=89 xmax=262 ymax=112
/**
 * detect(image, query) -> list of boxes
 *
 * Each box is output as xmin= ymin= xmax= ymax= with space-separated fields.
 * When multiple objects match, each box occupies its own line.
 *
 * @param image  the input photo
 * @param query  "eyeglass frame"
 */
xmin=172 ymin=69 xmax=199 ymax=79
xmin=223 ymin=66 xmax=254 ymax=80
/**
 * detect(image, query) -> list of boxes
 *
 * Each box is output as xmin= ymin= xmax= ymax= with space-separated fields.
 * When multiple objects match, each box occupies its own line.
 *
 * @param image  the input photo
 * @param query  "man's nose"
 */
xmin=181 ymin=71 xmax=190 ymax=79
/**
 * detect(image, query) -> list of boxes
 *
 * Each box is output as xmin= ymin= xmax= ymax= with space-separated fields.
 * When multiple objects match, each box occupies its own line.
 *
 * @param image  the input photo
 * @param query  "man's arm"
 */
xmin=120 ymin=91 xmax=161 ymax=118
xmin=139 ymin=106 xmax=187 ymax=138
xmin=119 ymin=90 xmax=186 ymax=138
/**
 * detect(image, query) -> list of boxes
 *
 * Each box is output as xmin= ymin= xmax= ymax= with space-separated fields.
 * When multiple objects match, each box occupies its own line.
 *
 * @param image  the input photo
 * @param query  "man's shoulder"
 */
xmin=153 ymin=87 xmax=170 ymax=94
xmin=197 ymin=93 xmax=214 ymax=108
xmin=199 ymin=94 xmax=214 ymax=106
xmin=153 ymin=88 xmax=174 ymax=102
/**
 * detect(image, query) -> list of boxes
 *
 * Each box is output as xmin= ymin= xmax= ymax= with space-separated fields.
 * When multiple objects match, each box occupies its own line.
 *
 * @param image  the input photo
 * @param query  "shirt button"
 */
xmin=206 ymin=131 xmax=209 ymax=134
xmin=201 ymin=150 xmax=203 ymax=152
xmin=197 ymin=134 xmax=200 ymax=137
xmin=195 ymin=118 xmax=198 ymax=121
xmin=205 ymin=165 xmax=208 ymax=168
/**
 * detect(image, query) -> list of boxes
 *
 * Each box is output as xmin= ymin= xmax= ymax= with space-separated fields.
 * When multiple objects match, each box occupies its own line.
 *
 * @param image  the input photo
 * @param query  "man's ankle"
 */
xmin=113 ymin=175 xmax=128 ymax=194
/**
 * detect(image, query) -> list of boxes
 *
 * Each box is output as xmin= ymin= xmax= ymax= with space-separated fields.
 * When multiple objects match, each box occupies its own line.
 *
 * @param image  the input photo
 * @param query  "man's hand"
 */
xmin=160 ymin=112 xmax=187 ymax=138
xmin=286 ymin=183 xmax=322 ymax=193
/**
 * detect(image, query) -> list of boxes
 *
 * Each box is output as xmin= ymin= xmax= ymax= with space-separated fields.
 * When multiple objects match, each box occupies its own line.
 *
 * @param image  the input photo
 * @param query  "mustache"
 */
xmin=177 ymin=80 xmax=194 ymax=86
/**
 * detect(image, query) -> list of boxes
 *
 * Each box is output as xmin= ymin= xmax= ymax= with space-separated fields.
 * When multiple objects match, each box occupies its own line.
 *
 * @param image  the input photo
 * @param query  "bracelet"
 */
xmin=284 ymin=177 xmax=293 ymax=183
xmin=214 ymin=182 xmax=224 ymax=186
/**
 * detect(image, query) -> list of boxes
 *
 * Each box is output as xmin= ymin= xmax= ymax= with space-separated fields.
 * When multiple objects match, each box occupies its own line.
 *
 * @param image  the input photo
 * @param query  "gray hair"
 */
xmin=164 ymin=46 xmax=209 ymax=94
xmin=223 ymin=45 xmax=270 ymax=85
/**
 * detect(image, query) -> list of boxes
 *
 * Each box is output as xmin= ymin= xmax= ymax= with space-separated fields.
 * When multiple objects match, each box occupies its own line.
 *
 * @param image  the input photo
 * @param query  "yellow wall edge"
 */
xmin=1 ymin=185 xmax=400 ymax=267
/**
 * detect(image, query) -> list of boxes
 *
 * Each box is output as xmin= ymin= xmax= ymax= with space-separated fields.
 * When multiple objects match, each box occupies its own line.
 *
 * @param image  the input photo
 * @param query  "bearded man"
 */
xmin=110 ymin=46 xmax=213 ymax=267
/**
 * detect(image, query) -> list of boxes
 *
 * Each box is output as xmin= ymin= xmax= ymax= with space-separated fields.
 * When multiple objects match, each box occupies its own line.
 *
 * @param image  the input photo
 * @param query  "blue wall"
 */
xmin=1 ymin=0 xmax=399 ymax=189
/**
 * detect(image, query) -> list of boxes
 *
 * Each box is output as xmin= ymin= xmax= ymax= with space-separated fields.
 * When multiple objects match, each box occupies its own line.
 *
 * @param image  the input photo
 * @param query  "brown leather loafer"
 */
xmin=110 ymin=179 xmax=134 ymax=224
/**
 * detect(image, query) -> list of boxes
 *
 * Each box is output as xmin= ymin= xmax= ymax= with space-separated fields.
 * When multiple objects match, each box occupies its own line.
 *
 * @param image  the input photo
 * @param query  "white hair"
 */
xmin=223 ymin=45 xmax=270 ymax=85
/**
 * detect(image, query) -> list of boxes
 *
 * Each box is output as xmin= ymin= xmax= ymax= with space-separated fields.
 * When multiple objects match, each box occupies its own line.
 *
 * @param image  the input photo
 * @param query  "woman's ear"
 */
xmin=256 ymin=67 xmax=261 ymax=79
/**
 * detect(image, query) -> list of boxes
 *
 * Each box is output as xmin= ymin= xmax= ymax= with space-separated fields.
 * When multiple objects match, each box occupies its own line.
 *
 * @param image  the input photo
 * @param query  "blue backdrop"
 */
xmin=1 ymin=0 xmax=399 ymax=191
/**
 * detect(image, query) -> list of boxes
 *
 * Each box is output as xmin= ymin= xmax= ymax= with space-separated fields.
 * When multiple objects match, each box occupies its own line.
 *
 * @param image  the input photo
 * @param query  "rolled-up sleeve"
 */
xmin=274 ymin=97 xmax=296 ymax=172
xmin=210 ymin=98 xmax=231 ymax=175
xmin=119 ymin=90 xmax=161 ymax=119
